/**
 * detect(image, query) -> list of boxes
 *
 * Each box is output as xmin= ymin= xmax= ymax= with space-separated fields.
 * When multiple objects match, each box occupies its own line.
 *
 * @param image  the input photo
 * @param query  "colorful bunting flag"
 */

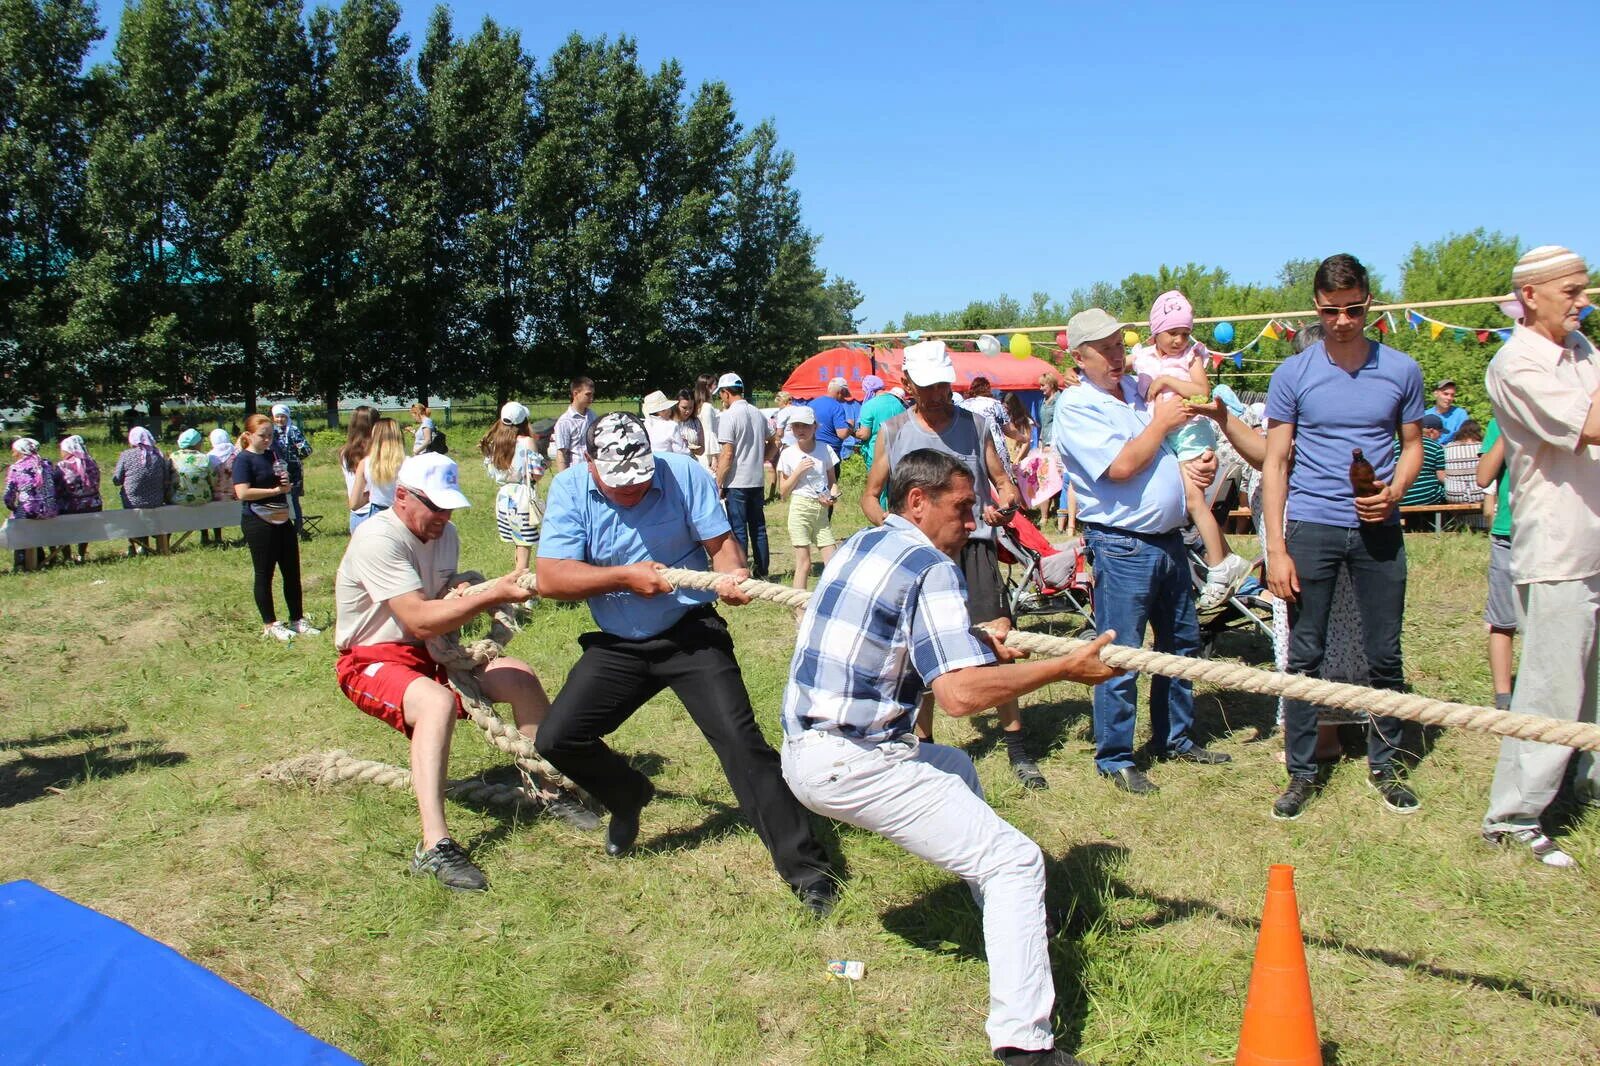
xmin=1407 ymin=310 xmax=1424 ymax=329
xmin=1477 ymin=330 xmax=1490 ymax=343
xmin=1582 ymin=305 xmax=1595 ymax=321
xmin=1210 ymin=352 xmax=1225 ymax=369
xmin=1232 ymin=352 xmax=1243 ymax=368
xmin=1452 ymin=328 xmax=1470 ymax=342
xmin=1376 ymin=316 xmax=1390 ymax=334
xmin=1262 ymin=322 xmax=1281 ymax=341
xmin=1428 ymin=322 xmax=1445 ymax=340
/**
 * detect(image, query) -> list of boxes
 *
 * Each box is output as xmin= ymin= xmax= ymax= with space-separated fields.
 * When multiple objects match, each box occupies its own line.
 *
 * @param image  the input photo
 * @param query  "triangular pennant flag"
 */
xmin=1407 ymin=310 xmax=1424 ymax=329
xmin=1376 ymin=316 xmax=1390 ymax=334
xmin=1477 ymin=330 xmax=1490 ymax=343
xmin=1582 ymin=305 xmax=1594 ymax=321
xmin=1262 ymin=322 xmax=1281 ymax=341
xmin=1496 ymin=328 xmax=1513 ymax=341
xmin=1429 ymin=322 xmax=1445 ymax=340
xmin=1210 ymin=352 xmax=1225 ymax=369
xmin=1453 ymin=328 xmax=1470 ymax=342
xmin=1386 ymin=311 xmax=1398 ymax=333
xmin=1282 ymin=324 xmax=1297 ymax=340
xmin=1233 ymin=352 xmax=1243 ymax=368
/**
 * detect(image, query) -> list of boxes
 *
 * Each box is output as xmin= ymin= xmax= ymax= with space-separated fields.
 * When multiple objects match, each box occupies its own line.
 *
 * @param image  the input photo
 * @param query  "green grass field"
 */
xmin=3 ymin=431 xmax=1597 ymax=1065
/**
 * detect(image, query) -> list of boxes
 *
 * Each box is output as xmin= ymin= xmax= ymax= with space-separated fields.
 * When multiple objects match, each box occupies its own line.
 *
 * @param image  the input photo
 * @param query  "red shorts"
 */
xmin=336 ymin=643 xmax=465 ymax=737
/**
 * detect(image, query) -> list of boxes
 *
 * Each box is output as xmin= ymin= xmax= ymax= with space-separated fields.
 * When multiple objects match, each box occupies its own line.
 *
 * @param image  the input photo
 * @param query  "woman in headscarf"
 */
xmin=270 ymin=403 xmax=312 ymax=537
xmin=169 ymin=428 xmax=217 ymax=507
xmin=54 ymin=435 xmax=101 ymax=564
xmin=204 ymin=428 xmax=236 ymax=545
xmin=6 ymin=438 xmax=60 ymax=569
xmin=112 ymin=427 xmax=171 ymax=556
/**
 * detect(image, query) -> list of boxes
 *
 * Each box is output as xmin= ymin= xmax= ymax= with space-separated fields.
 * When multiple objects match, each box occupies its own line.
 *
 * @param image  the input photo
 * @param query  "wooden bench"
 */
xmin=1225 ymin=501 xmax=1482 ymax=533
xmin=1 ymin=500 xmax=242 ymax=571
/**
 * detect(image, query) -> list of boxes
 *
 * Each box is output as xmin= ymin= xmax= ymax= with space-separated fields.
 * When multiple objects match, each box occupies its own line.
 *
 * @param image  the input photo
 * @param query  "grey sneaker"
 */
xmin=411 ymin=836 xmax=488 ymax=891
xmin=541 ymin=794 xmax=602 ymax=831
xmin=1483 ymin=827 xmax=1577 ymax=869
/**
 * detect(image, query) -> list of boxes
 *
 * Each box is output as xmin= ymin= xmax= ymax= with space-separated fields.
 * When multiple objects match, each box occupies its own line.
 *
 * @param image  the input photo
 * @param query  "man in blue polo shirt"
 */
xmin=808 ymin=377 xmax=854 ymax=473
xmin=1054 ymin=308 xmax=1233 ymax=796
xmin=1263 ymin=253 xmax=1425 ymax=821
xmin=535 ymin=413 xmax=839 ymax=914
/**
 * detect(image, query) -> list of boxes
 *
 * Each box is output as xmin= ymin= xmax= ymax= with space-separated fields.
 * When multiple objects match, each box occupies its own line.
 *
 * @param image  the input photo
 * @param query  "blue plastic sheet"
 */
xmin=0 ymin=880 xmax=360 ymax=1064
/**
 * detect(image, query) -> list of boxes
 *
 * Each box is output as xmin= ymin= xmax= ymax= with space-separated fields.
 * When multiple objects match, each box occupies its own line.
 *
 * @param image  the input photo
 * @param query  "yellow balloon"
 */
xmin=1122 ymin=329 xmax=1140 ymax=349
xmin=1009 ymin=333 xmax=1033 ymax=359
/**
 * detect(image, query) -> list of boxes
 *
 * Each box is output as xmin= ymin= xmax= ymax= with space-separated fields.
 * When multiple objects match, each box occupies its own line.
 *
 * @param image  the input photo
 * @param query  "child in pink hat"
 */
xmin=1131 ymin=290 xmax=1250 ymax=610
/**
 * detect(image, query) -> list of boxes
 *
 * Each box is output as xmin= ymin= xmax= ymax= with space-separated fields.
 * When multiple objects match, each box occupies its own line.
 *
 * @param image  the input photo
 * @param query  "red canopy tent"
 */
xmin=781 ymin=346 xmax=1062 ymax=399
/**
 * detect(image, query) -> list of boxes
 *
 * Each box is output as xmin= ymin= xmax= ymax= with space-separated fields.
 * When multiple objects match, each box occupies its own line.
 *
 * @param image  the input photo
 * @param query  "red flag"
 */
xmin=1376 ymin=316 xmax=1390 ymax=334
xmin=1210 ymin=352 xmax=1224 ymax=369
xmin=1476 ymin=330 xmax=1490 ymax=343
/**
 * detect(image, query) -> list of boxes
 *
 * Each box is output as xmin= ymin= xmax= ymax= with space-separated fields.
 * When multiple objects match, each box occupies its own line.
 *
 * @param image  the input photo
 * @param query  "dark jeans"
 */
xmin=723 ymin=485 xmax=769 ymax=578
xmin=240 ymin=510 xmax=303 ymax=624
xmin=1283 ymin=520 xmax=1408 ymax=778
xmin=535 ymin=607 xmax=833 ymax=891
xmin=1084 ymin=526 xmax=1201 ymax=772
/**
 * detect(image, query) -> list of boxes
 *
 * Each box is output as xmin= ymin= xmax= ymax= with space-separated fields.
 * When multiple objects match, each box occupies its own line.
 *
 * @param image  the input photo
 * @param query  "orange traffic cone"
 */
xmin=1236 ymin=864 xmax=1322 ymax=1066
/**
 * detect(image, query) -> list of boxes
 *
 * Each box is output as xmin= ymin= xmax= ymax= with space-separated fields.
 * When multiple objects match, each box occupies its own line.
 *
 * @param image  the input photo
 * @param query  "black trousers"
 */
xmin=536 ymin=606 xmax=833 ymax=891
xmin=240 ymin=510 xmax=303 ymax=624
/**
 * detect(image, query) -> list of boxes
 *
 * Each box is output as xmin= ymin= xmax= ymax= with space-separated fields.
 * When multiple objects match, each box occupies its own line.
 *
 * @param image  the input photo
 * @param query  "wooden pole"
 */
xmin=817 ymin=288 xmax=1600 ymax=344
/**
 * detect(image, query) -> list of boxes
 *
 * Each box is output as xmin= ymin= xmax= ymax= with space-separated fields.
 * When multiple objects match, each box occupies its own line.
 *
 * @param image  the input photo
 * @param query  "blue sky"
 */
xmin=94 ymin=0 xmax=1599 ymax=330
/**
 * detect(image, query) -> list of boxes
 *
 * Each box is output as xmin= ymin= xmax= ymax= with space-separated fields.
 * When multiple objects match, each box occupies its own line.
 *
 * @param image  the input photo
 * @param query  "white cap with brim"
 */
xmin=716 ymin=372 xmax=744 ymax=391
xmin=499 ymin=401 xmax=529 ymax=425
xmin=397 ymin=452 xmax=472 ymax=509
xmin=641 ymin=390 xmax=676 ymax=416
xmin=591 ymin=413 xmax=656 ymax=487
xmin=1066 ymin=308 xmax=1123 ymax=350
xmin=903 ymin=339 xmax=956 ymax=386
xmin=787 ymin=405 xmax=816 ymax=425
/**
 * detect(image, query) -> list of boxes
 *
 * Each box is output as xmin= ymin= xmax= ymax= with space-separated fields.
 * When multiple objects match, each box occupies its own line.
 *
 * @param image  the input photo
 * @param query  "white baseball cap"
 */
xmin=397 ymin=453 xmax=471 ymax=509
xmin=716 ymin=372 xmax=744 ymax=391
xmin=641 ymin=390 xmax=676 ymax=415
xmin=787 ymin=405 xmax=816 ymax=425
xmin=903 ymin=340 xmax=956 ymax=386
xmin=499 ymin=401 xmax=529 ymax=426
xmin=1066 ymin=308 xmax=1123 ymax=350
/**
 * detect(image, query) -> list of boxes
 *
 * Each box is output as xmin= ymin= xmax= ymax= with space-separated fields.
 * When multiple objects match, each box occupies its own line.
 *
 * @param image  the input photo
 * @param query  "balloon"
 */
xmin=1009 ymin=333 xmax=1033 ymax=359
xmin=976 ymin=334 xmax=1001 ymax=356
xmin=1055 ymin=331 xmax=1068 ymax=350
xmin=906 ymin=329 xmax=924 ymax=341
xmin=1122 ymin=329 xmax=1140 ymax=349
xmin=1214 ymin=321 xmax=1235 ymax=345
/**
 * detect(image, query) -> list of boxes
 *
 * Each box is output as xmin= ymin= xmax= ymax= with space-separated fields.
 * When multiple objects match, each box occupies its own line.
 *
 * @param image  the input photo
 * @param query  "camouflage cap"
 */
xmin=590 ymin=412 xmax=656 ymax=488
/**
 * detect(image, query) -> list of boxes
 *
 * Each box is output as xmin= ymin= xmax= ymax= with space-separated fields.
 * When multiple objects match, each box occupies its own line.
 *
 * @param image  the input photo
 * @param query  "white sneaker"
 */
xmin=263 ymin=622 xmax=295 ymax=643
xmin=1199 ymin=554 xmax=1251 ymax=609
xmin=1486 ymin=827 xmax=1578 ymax=869
xmin=291 ymin=619 xmax=321 ymax=636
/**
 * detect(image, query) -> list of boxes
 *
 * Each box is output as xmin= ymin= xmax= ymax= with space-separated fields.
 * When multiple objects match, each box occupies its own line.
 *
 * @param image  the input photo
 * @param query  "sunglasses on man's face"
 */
xmin=407 ymin=489 xmax=450 ymax=515
xmin=1315 ymin=301 xmax=1370 ymax=319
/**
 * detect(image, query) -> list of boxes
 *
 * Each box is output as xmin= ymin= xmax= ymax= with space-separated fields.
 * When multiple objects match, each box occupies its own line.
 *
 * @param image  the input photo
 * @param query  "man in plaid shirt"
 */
xmin=781 ymin=448 xmax=1118 ymax=1066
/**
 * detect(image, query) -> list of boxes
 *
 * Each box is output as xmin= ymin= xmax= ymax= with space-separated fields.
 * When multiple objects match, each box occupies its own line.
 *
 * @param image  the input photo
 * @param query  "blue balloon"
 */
xmin=1214 ymin=321 xmax=1235 ymax=346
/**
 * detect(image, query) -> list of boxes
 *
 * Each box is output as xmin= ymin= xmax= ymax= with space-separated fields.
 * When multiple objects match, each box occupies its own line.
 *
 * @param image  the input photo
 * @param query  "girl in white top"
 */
xmin=692 ymin=373 xmax=721 ymax=473
xmin=641 ymin=390 xmax=691 ymax=454
xmin=408 ymin=402 xmax=435 ymax=454
xmin=479 ymin=401 xmax=546 ymax=570
xmin=776 ymin=407 xmax=839 ymax=596
xmin=348 ymin=417 xmax=403 ymax=525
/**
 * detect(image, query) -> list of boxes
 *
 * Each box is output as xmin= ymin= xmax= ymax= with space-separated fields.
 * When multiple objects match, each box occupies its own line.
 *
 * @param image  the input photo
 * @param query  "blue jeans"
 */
xmin=1085 ymin=526 xmax=1201 ymax=772
xmin=1283 ymin=520 xmax=1408 ymax=778
xmin=724 ymin=486 xmax=769 ymax=578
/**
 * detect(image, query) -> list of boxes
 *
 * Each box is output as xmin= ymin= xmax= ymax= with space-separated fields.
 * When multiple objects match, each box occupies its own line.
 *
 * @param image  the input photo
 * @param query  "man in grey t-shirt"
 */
xmin=716 ymin=372 xmax=774 ymax=578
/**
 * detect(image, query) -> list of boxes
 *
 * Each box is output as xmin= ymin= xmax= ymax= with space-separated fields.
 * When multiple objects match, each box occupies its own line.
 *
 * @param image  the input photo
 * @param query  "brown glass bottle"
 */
xmin=1349 ymin=448 xmax=1378 ymax=498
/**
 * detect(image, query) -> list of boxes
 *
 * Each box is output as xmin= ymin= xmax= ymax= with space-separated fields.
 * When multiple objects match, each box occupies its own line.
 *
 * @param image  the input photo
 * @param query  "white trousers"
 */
xmin=781 ymin=731 xmax=1054 ymax=1053
xmin=1483 ymin=574 xmax=1600 ymax=832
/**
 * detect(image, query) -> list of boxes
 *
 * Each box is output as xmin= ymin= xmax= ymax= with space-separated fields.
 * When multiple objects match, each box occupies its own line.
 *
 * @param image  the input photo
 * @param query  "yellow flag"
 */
xmin=1428 ymin=321 xmax=1445 ymax=340
xmin=1262 ymin=323 xmax=1281 ymax=340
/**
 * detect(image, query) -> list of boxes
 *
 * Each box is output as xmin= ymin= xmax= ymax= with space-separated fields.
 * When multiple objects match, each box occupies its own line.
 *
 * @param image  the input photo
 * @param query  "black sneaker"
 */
xmin=1369 ymin=767 xmax=1420 ymax=814
xmin=1161 ymin=745 xmax=1233 ymax=765
xmin=1011 ymin=754 xmax=1049 ymax=790
xmin=1272 ymin=775 xmax=1319 ymax=821
xmin=996 ymin=1047 xmax=1093 ymax=1065
xmin=605 ymin=778 xmax=655 ymax=857
xmin=795 ymin=878 xmax=842 ymax=918
xmin=541 ymin=794 xmax=602 ymax=831
xmin=1100 ymin=767 xmax=1158 ymax=795
xmin=410 ymin=837 xmax=488 ymax=891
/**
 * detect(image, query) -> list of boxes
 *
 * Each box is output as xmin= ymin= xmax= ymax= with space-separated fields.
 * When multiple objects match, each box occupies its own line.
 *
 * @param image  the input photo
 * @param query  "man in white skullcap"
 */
xmin=1481 ymin=245 xmax=1598 ymax=868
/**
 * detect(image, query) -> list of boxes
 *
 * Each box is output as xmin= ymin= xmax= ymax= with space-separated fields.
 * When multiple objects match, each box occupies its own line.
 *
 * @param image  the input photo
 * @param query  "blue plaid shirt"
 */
xmin=782 ymin=515 xmax=995 ymax=741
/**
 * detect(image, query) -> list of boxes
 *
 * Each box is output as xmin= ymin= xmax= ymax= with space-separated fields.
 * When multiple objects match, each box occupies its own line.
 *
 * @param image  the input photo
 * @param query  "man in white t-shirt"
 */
xmin=715 ymin=372 xmax=774 ymax=578
xmin=334 ymin=453 xmax=595 ymax=892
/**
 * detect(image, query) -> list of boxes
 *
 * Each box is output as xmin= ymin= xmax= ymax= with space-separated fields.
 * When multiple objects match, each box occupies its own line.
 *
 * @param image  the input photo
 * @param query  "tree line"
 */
xmin=885 ymin=230 xmax=1597 ymax=416
xmin=0 ymin=0 xmax=865 ymax=435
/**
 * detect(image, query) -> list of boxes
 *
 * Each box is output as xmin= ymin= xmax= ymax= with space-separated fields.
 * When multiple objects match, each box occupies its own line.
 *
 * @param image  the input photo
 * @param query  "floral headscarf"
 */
xmin=11 ymin=438 xmax=39 ymax=456
xmin=60 ymin=435 xmax=88 ymax=458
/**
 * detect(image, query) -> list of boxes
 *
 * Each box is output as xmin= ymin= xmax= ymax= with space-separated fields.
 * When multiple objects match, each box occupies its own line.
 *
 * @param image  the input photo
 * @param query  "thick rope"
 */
xmin=423 ymin=571 xmax=578 ymax=792
xmin=260 ymin=750 xmax=542 ymax=810
xmin=656 ymin=567 xmax=1600 ymax=753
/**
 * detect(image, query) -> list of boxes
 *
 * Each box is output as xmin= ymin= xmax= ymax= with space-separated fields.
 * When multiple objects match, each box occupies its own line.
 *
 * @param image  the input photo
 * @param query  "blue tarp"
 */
xmin=0 ymin=880 xmax=360 ymax=1065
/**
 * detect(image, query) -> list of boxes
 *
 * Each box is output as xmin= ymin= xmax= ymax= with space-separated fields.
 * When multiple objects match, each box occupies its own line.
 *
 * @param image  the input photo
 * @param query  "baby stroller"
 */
xmin=995 ymin=511 xmax=1095 ymax=636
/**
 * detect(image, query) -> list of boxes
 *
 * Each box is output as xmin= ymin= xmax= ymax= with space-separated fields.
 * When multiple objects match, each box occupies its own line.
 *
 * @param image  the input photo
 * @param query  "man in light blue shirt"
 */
xmin=1426 ymin=379 xmax=1470 ymax=445
xmin=535 ymin=413 xmax=838 ymax=913
xmin=1054 ymin=308 xmax=1233 ymax=795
